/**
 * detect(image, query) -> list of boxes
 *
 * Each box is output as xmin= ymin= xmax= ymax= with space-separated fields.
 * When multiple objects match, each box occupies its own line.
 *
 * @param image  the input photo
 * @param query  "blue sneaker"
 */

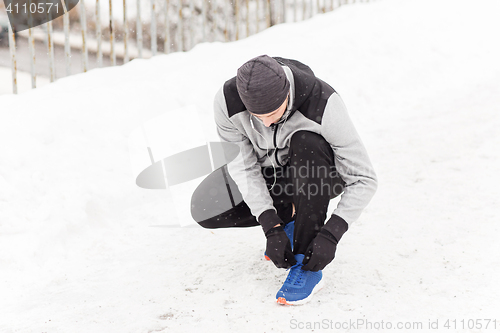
xmin=276 ymin=254 xmax=324 ymax=305
xmin=265 ymin=221 xmax=294 ymax=260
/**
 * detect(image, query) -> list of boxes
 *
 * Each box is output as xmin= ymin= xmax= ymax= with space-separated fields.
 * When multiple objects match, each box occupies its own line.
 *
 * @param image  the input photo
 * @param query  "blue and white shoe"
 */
xmin=265 ymin=221 xmax=294 ymax=261
xmin=276 ymin=254 xmax=324 ymax=305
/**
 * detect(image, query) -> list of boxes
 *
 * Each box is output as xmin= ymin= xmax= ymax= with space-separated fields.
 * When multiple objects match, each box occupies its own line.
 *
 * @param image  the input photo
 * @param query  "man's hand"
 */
xmin=265 ymin=226 xmax=296 ymax=269
xmin=259 ymin=209 xmax=297 ymax=269
xmin=302 ymin=214 xmax=348 ymax=272
xmin=302 ymin=229 xmax=338 ymax=271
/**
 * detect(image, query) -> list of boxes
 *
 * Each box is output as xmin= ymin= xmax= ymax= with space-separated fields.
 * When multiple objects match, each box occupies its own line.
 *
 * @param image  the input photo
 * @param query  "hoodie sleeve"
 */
xmin=320 ymin=93 xmax=378 ymax=226
xmin=213 ymin=88 xmax=276 ymax=220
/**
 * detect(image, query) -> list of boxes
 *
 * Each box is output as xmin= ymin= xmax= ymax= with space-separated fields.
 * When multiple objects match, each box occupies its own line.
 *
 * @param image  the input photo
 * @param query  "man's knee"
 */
xmin=191 ymin=193 xmax=229 ymax=229
xmin=288 ymin=131 xmax=345 ymax=198
xmin=192 ymin=200 xmax=260 ymax=229
xmin=197 ymin=217 xmax=220 ymax=229
xmin=290 ymin=131 xmax=330 ymax=152
xmin=289 ymin=131 xmax=334 ymax=170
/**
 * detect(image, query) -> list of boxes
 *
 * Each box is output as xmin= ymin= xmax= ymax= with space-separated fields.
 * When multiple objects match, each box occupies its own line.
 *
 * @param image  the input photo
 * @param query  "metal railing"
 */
xmin=2 ymin=0 xmax=372 ymax=94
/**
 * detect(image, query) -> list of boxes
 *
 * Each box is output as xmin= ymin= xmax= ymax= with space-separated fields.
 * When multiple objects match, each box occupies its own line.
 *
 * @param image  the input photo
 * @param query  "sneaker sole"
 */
xmin=276 ymin=276 xmax=324 ymax=306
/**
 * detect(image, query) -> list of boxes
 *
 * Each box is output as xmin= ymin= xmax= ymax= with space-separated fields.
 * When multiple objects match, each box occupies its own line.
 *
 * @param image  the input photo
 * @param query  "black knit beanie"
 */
xmin=236 ymin=55 xmax=290 ymax=115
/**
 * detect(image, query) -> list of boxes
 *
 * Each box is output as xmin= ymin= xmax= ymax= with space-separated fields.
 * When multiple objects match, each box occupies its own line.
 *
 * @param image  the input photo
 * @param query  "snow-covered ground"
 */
xmin=0 ymin=67 xmax=50 ymax=95
xmin=1 ymin=0 xmax=500 ymax=332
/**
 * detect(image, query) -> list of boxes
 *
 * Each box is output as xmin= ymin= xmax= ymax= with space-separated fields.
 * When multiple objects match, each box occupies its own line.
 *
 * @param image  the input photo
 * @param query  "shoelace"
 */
xmin=285 ymin=262 xmax=306 ymax=286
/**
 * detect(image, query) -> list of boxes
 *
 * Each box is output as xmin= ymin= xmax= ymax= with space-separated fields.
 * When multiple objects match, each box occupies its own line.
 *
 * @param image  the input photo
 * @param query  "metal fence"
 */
xmin=3 ymin=0 xmax=371 ymax=94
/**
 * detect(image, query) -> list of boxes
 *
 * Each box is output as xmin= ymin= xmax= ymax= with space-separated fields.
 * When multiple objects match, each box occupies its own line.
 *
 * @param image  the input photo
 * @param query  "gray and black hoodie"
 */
xmin=213 ymin=57 xmax=377 ymax=227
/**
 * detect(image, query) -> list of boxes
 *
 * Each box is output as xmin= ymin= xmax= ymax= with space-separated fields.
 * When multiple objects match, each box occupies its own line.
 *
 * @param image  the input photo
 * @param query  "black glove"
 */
xmin=258 ymin=209 xmax=282 ymax=233
xmin=259 ymin=209 xmax=296 ymax=269
xmin=265 ymin=226 xmax=296 ymax=269
xmin=302 ymin=215 xmax=348 ymax=272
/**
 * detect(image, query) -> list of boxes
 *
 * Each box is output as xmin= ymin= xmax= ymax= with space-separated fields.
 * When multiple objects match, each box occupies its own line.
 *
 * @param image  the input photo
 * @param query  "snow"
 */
xmin=1 ymin=0 xmax=500 ymax=332
xmin=0 ymin=67 xmax=50 ymax=94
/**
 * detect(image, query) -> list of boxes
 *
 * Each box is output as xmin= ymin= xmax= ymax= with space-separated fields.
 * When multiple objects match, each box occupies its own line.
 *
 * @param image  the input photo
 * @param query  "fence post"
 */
xmin=28 ymin=27 xmax=36 ymax=88
xmin=164 ymin=0 xmax=170 ymax=53
xmin=151 ymin=0 xmax=157 ymax=55
xmin=282 ymin=0 xmax=286 ymax=23
xmin=109 ymin=0 xmax=116 ymax=65
xmin=294 ymin=0 xmax=297 ymax=21
xmin=80 ymin=0 xmax=89 ymax=72
xmin=47 ymin=18 xmax=56 ymax=82
xmin=137 ymin=0 xmax=143 ymax=58
xmin=246 ymin=0 xmax=249 ymax=37
xmin=255 ymin=0 xmax=260 ymax=33
xmin=177 ymin=0 xmax=184 ymax=51
xmin=26 ymin=0 xmax=36 ymax=88
xmin=63 ymin=9 xmax=72 ymax=74
xmin=211 ymin=0 xmax=216 ymax=41
xmin=96 ymin=0 xmax=102 ymax=66
xmin=123 ymin=0 xmax=129 ymax=62
xmin=266 ymin=0 xmax=271 ymax=28
xmin=189 ymin=0 xmax=194 ymax=49
xmin=201 ymin=0 xmax=206 ymax=42
xmin=8 ymin=24 xmax=17 ymax=94
xmin=224 ymin=0 xmax=229 ymax=41
xmin=235 ymin=0 xmax=239 ymax=40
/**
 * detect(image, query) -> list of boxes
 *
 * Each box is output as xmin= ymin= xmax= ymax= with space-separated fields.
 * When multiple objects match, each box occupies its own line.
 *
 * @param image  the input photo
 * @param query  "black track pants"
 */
xmin=191 ymin=131 xmax=345 ymax=254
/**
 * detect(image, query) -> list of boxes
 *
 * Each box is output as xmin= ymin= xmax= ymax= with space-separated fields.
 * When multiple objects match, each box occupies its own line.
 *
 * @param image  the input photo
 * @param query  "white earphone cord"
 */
xmin=250 ymin=115 xmax=277 ymax=191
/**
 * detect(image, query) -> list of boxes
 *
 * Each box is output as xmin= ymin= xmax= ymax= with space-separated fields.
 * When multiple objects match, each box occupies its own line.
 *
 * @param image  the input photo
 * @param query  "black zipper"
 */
xmin=273 ymin=124 xmax=282 ymax=167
